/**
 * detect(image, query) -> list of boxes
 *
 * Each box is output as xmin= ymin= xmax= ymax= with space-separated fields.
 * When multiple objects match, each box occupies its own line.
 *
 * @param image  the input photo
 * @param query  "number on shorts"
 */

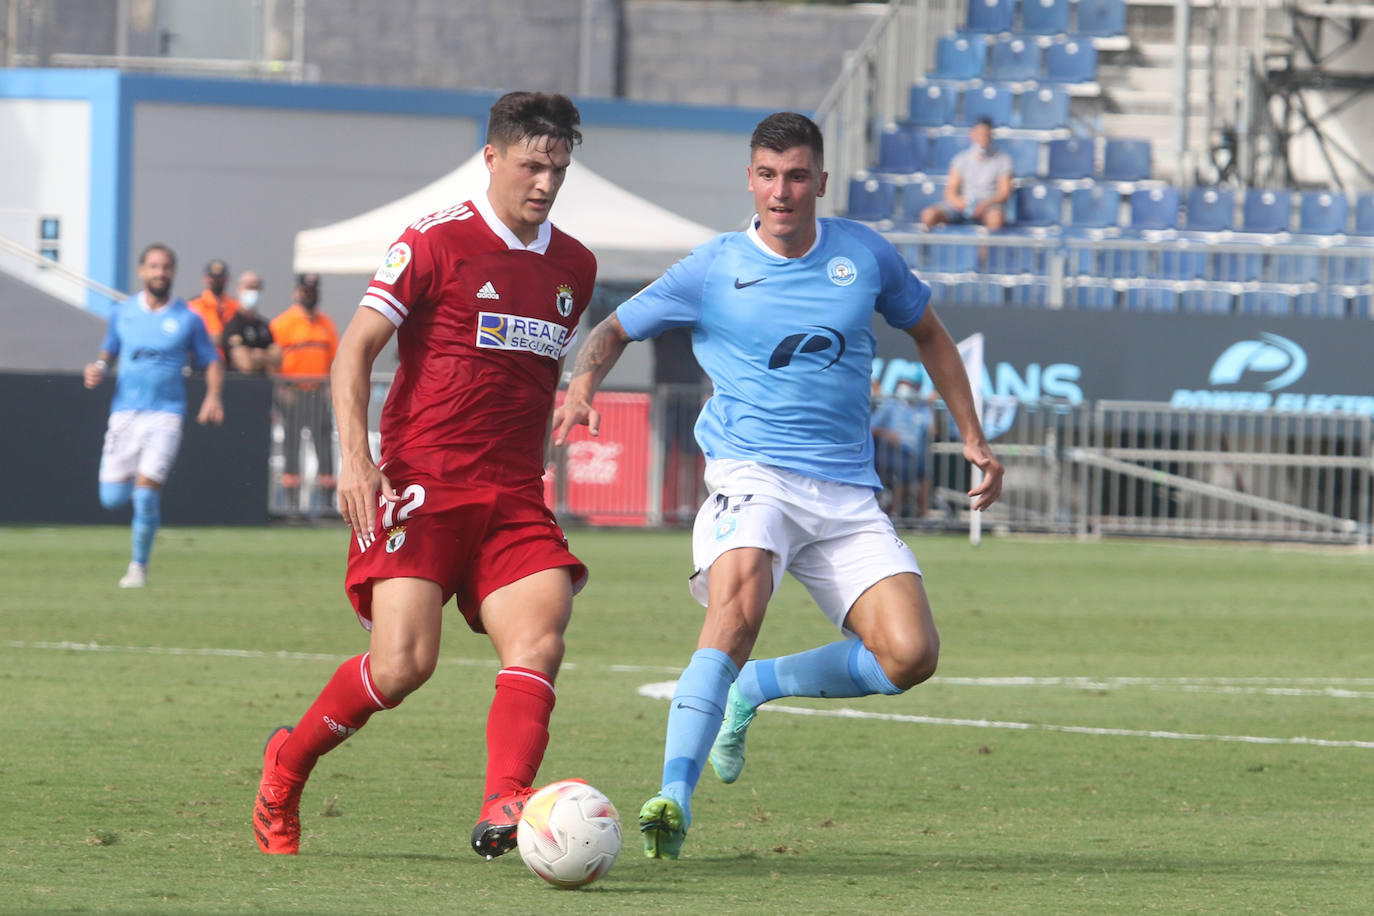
xmin=712 ymin=493 xmax=754 ymax=519
xmin=379 ymin=484 xmax=427 ymax=528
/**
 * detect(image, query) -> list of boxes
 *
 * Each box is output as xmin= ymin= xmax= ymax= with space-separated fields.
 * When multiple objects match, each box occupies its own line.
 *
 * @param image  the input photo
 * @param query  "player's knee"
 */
xmin=99 ymin=480 xmax=133 ymax=510
xmin=880 ymin=631 xmax=940 ymax=691
xmin=370 ymin=650 xmax=437 ymax=700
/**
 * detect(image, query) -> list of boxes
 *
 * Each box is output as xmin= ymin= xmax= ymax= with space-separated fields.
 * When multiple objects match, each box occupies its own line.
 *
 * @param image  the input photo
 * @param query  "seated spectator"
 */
xmin=920 ymin=117 xmax=1013 ymax=232
xmin=221 ymin=271 xmax=280 ymax=374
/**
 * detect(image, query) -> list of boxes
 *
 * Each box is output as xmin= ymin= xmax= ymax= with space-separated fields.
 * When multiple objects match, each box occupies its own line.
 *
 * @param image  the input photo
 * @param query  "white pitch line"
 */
xmin=635 ymin=682 xmax=1374 ymax=751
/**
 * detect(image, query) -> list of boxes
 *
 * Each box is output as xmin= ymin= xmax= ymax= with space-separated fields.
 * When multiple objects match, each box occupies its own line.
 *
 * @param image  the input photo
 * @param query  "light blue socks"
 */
xmin=130 ymin=486 xmax=161 ymax=567
xmin=734 ymin=638 xmax=902 ymax=707
xmin=660 ymin=648 xmax=739 ymax=824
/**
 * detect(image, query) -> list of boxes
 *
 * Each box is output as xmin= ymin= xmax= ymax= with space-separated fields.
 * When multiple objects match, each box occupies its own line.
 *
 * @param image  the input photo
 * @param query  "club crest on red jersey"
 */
xmin=555 ymin=284 xmax=575 ymax=317
xmin=385 ymin=525 xmax=406 ymax=554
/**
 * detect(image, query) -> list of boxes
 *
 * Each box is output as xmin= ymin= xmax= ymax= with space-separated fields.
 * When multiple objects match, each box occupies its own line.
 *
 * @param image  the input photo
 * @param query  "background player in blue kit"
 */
xmin=553 ymin=112 xmax=1004 ymax=859
xmin=84 ymin=243 xmax=224 ymax=588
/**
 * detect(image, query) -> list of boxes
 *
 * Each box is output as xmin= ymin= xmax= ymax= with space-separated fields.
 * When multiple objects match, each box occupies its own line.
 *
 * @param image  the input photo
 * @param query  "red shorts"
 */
xmin=344 ymin=460 xmax=587 ymax=633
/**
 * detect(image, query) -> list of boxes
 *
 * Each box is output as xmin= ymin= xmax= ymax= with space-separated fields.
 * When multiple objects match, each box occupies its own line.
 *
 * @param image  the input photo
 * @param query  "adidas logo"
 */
xmin=476 ymin=281 xmax=500 ymax=300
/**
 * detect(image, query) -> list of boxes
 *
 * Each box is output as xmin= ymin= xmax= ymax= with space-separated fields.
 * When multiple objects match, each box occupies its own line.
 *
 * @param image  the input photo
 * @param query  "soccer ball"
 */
xmin=517 ymin=779 xmax=621 ymax=888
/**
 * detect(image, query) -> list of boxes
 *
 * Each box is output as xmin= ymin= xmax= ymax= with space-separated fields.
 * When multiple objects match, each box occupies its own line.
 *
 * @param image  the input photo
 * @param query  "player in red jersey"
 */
xmin=254 ymin=92 xmax=597 ymax=859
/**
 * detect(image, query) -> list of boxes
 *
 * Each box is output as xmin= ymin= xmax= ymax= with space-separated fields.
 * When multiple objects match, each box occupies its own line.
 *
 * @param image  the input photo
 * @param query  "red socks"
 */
xmin=483 ymin=667 xmax=556 ymax=802
xmin=276 ymin=653 xmax=396 ymax=781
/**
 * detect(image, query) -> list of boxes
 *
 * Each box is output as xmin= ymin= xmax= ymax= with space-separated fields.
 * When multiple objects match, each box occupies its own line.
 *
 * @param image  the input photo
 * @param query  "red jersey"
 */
xmin=359 ymin=194 xmax=597 ymax=487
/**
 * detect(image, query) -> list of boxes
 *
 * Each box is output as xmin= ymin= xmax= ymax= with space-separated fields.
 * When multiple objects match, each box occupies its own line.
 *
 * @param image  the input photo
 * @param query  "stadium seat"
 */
xmin=1002 ymin=137 xmax=1043 ymax=177
xmin=1125 ymin=286 xmax=1179 ymax=312
xmin=1045 ymin=39 xmax=1097 ymax=84
xmin=876 ymin=124 xmax=927 ymax=174
xmin=927 ymin=135 xmax=965 ymax=174
xmin=1294 ymin=291 xmax=1351 ymax=318
xmin=1077 ymin=0 xmax=1126 ymax=36
xmin=1184 ymin=187 xmax=1235 ymax=231
xmin=1157 ymin=247 xmax=1208 ymax=280
xmin=1356 ymin=193 xmax=1374 ymax=234
xmin=989 ymin=37 xmax=1040 ymax=81
xmin=962 ymin=83 xmax=1015 ymax=126
xmin=1241 ymin=189 xmax=1293 ymax=233
xmin=1238 ymin=291 xmax=1292 ymax=316
xmin=1298 ymin=190 xmax=1349 ymax=235
xmin=932 ymin=35 xmax=987 ymax=81
xmin=965 ymin=0 xmax=1015 ymax=34
xmin=985 ymin=243 xmax=1034 ymax=274
xmin=1069 ymin=281 xmax=1116 ymax=309
xmin=847 ymin=177 xmax=898 ymax=222
xmin=1069 ymin=184 xmax=1121 ymax=227
xmin=1046 ymin=137 xmax=1094 ymax=180
xmin=1128 ymin=186 xmax=1180 ymax=230
xmin=1021 ymin=0 xmax=1070 ymax=35
xmin=910 ymin=84 xmax=958 ymax=127
xmin=1180 ymin=289 xmax=1234 ymax=314
xmin=1015 ymin=182 xmax=1064 ymax=227
xmin=1211 ymin=249 xmax=1264 ymax=282
xmin=925 ymin=239 xmax=980 ymax=273
xmin=901 ymin=179 xmax=947 ymax=222
xmin=1018 ymin=87 xmax=1070 ymax=129
xmin=1102 ymin=138 xmax=1152 ymax=182
xmin=1008 ymin=282 xmax=1050 ymax=306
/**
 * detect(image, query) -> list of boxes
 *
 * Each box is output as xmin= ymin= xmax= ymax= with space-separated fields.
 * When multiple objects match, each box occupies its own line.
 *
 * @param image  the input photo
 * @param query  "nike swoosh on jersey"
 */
xmin=733 ymin=277 xmax=766 ymax=289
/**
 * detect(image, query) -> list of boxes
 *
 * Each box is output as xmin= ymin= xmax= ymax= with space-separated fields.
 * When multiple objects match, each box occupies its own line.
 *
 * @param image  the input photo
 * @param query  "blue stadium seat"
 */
xmin=1211 ymin=249 xmax=1264 ymax=282
xmin=910 ymin=84 xmax=958 ymax=127
xmin=1293 ymin=291 xmax=1351 ymax=318
xmin=1069 ymin=282 xmax=1116 ymax=309
xmin=1046 ymin=137 xmax=1094 ymax=180
xmin=989 ymin=37 xmax=1040 ymax=81
xmin=1298 ymin=190 xmax=1349 ymax=235
xmin=1157 ymin=247 xmax=1208 ymax=280
xmin=965 ymin=0 xmax=1015 ymax=34
xmin=1045 ymin=39 xmax=1097 ymax=83
xmin=962 ymin=83 xmax=1015 ymax=126
xmin=1021 ymin=0 xmax=1070 ymax=35
xmin=1018 ymin=87 xmax=1070 ymax=129
xmin=1077 ymin=0 xmax=1126 ymax=36
xmin=1238 ymin=291 xmax=1292 ymax=316
xmin=1015 ymin=182 xmax=1064 ymax=226
xmin=1242 ymin=189 xmax=1293 ymax=233
xmin=986 ymin=243 xmax=1034 ymax=274
xmin=1356 ymin=193 xmax=1374 ymax=234
xmin=1128 ymin=186 xmax=1180 ymax=230
xmin=926 ymin=240 xmax=980 ymax=273
xmin=1102 ymin=138 xmax=1152 ymax=182
xmin=847 ymin=177 xmax=898 ymax=222
xmin=932 ymin=35 xmax=987 ymax=81
xmin=1008 ymin=282 xmax=1050 ymax=306
xmin=876 ymin=124 xmax=927 ymax=174
xmin=1184 ymin=187 xmax=1235 ymax=231
xmin=1069 ymin=184 xmax=1121 ymax=227
xmin=927 ymin=135 xmax=965 ymax=174
xmin=1180 ymin=289 xmax=1234 ymax=314
xmin=1125 ymin=286 xmax=1179 ymax=312
xmin=1002 ymin=137 xmax=1042 ymax=177
xmin=901 ymin=179 xmax=947 ymax=221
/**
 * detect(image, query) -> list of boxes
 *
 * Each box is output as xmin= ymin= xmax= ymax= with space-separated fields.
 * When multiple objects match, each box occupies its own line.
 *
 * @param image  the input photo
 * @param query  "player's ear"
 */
xmin=483 ymin=144 xmax=499 ymax=173
xmin=817 ymin=170 xmax=828 ymax=198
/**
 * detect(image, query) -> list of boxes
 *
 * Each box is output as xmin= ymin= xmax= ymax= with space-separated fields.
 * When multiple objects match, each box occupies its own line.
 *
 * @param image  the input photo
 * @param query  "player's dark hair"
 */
xmin=138 ymin=243 xmax=176 ymax=268
xmin=750 ymin=112 xmax=824 ymax=169
xmin=486 ymin=91 xmax=583 ymax=153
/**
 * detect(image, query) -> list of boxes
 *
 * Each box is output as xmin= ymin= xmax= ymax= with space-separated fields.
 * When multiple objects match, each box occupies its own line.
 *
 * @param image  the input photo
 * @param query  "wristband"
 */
xmin=94 ymin=359 xmax=108 ymax=371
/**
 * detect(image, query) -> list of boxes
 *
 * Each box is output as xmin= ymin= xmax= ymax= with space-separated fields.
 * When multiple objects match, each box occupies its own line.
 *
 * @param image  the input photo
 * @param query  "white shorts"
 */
xmin=98 ymin=410 xmax=184 ymax=484
xmin=689 ymin=459 xmax=921 ymax=633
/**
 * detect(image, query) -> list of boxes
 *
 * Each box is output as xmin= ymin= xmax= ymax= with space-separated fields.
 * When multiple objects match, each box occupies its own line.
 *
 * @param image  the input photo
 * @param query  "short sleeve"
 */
xmin=615 ymin=238 xmax=721 ymax=341
xmin=360 ymin=225 xmax=435 ymax=327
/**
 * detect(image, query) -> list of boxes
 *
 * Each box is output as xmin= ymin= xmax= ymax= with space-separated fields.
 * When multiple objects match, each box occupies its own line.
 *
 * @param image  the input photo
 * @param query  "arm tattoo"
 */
xmin=570 ymin=318 xmax=623 ymax=378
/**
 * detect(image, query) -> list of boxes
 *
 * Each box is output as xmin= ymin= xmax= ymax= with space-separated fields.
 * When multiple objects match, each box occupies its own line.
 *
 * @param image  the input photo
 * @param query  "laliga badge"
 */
xmin=374 ymin=242 xmax=412 ymax=284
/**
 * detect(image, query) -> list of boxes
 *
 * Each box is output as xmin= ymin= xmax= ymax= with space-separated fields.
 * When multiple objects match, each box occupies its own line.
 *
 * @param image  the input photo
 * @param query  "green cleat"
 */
xmin=708 ymin=682 xmax=757 ymax=784
xmin=638 ymin=795 xmax=688 ymax=859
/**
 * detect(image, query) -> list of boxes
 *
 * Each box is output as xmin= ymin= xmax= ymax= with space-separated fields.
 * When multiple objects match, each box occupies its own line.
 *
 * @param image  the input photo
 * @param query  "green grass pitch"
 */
xmin=3 ymin=525 xmax=1373 ymax=914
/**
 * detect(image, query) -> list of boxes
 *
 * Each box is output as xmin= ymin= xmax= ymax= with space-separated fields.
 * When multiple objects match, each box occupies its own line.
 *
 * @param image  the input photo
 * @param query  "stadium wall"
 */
xmin=0 ymin=373 xmax=272 ymax=526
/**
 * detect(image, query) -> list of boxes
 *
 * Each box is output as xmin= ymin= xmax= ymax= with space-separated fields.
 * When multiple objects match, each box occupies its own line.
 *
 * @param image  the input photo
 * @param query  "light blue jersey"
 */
xmin=101 ymin=293 xmax=220 ymax=415
xmin=617 ymin=217 xmax=929 ymax=488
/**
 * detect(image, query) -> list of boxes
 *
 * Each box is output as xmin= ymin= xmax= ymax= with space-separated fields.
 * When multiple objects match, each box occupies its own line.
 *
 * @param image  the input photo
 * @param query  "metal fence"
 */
xmin=276 ymin=379 xmax=1372 ymax=546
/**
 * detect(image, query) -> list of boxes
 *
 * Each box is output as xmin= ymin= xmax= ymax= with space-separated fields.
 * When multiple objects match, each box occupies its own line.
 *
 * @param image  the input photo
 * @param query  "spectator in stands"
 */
xmin=221 ymin=271 xmax=280 ymax=374
xmin=187 ymin=259 xmax=240 ymax=352
xmin=871 ymin=379 xmax=936 ymax=520
xmin=920 ymin=117 xmax=1013 ymax=232
xmin=270 ymin=273 xmax=339 ymax=515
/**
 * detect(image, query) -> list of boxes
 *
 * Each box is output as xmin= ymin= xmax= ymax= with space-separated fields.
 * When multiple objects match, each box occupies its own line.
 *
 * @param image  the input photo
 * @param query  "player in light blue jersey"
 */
xmin=84 ymin=244 xmax=224 ymax=588
xmin=554 ymin=112 xmax=1004 ymax=859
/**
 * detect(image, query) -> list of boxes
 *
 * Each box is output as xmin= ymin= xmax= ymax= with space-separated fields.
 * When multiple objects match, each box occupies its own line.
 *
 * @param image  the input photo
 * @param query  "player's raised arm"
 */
xmin=904 ymin=305 xmax=1004 ymax=510
xmin=552 ymin=313 xmax=634 ymax=445
xmin=331 ymin=306 xmax=400 ymax=543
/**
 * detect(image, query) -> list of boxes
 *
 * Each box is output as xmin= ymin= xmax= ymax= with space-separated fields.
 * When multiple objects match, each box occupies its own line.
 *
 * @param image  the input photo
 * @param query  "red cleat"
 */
xmin=470 ymin=786 xmax=537 ymax=860
xmin=254 ymin=726 xmax=303 ymax=854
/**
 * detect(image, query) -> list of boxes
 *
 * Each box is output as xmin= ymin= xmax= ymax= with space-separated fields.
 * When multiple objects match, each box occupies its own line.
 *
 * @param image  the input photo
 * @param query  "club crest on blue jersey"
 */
xmin=555 ymin=284 xmax=575 ymax=317
xmin=476 ymin=311 xmax=569 ymax=360
xmin=826 ymin=257 xmax=858 ymax=286
xmin=161 ymin=316 xmax=180 ymax=335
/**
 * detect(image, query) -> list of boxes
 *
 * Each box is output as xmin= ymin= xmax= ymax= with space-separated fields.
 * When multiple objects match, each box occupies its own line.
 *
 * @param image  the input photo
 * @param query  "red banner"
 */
xmin=544 ymin=391 xmax=651 ymax=526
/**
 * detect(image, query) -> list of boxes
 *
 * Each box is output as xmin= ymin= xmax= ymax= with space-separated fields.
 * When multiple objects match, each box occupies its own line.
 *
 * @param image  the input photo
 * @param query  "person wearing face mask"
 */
xmin=188 ymin=259 xmax=241 ymax=355
xmin=270 ymin=273 xmax=339 ymax=515
xmin=220 ymin=271 xmax=280 ymax=374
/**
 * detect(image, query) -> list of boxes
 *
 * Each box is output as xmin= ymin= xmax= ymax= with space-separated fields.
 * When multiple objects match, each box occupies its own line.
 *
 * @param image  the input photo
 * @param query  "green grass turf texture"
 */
xmin=3 ymin=525 xmax=1372 ymax=914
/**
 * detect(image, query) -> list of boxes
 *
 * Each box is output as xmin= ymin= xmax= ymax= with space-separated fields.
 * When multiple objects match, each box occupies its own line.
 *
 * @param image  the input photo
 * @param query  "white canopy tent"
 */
xmin=293 ymin=152 xmax=720 ymax=284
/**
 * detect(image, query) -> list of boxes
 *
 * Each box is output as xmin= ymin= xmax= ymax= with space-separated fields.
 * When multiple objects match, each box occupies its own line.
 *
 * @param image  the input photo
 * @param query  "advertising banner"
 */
xmin=545 ymin=391 xmax=651 ymax=526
